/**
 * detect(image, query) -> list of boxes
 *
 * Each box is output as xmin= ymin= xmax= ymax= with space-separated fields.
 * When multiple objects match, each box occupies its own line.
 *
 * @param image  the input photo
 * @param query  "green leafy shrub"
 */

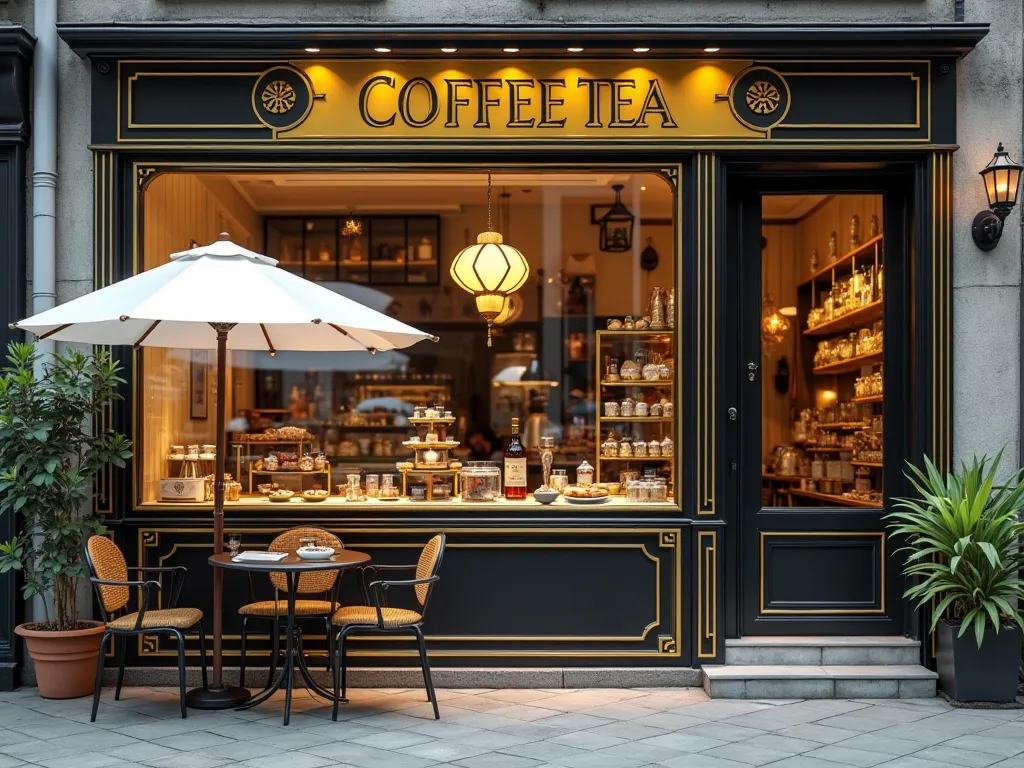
xmin=886 ymin=452 xmax=1024 ymax=648
xmin=0 ymin=343 xmax=132 ymax=631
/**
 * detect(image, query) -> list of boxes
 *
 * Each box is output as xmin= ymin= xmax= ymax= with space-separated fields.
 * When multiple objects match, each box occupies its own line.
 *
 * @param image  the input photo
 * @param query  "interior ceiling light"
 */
xmin=633 ymin=46 xmax=651 ymax=53
xmin=441 ymin=47 xmax=458 ymax=53
xmin=567 ymin=46 xmax=584 ymax=53
xmin=304 ymin=47 xmax=321 ymax=53
xmin=761 ymin=292 xmax=791 ymax=349
xmin=374 ymin=47 xmax=391 ymax=53
xmin=450 ymin=172 xmax=530 ymax=346
xmin=704 ymin=47 xmax=721 ymax=53
xmin=779 ymin=305 xmax=798 ymax=317
xmin=503 ymin=47 xmax=520 ymax=53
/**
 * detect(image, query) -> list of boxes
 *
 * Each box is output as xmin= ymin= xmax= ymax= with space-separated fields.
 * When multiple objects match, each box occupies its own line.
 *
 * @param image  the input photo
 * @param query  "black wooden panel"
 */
xmin=130 ymin=75 xmax=260 ymax=128
xmin=783 ymin=75 xmax=918 ymax=127
xmin=118 ymin=525 xmax=684 ymax=666
xmin=761 ymin=532 xmax=884 ymax=614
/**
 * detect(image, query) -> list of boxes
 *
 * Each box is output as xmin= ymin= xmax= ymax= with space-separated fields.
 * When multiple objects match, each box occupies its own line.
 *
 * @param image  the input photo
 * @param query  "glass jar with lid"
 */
xmin=601 ymin=434 xmax=619 ymax=457
xmin=618 ymin=437 xmax=634 ymax=457
xmin=576 ymin=460 xmax=595 ymax=486
xmin=647 ymin=439 xmax=662 ymax=457
xmin=462 ymin=461 xmax=501 ymax=501
xmin=633 ymin=439 xmax=647 ymax=458
xmin=550 ymin=469 xmax=569 ymax=493
xmin=660 ymin=436 xmax=674 ymax=457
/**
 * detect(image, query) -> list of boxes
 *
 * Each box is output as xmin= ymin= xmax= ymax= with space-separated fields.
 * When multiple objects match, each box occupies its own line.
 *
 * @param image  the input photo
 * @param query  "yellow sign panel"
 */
xmin=280 ymin=60 xmax=760 ymax=140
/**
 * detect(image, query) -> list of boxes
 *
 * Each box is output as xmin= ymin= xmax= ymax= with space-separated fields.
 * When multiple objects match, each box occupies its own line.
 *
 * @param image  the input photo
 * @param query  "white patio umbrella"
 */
xmin=12 ymin=233 xmax=437 ymax=708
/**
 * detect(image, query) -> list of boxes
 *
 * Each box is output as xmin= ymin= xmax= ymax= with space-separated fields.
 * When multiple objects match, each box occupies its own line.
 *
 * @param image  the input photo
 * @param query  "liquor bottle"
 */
xmin=504 ymin=417 xmax=528 ymax=500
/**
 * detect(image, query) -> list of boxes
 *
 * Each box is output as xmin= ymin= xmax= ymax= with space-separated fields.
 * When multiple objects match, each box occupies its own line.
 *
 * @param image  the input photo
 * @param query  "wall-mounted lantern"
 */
xmin=973 ymin=143 xmax=1023 ymax=251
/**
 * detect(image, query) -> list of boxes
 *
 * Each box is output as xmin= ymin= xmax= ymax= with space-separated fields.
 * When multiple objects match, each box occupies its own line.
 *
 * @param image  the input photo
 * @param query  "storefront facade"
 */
xmin=2 ymin=1 xmax=1020 ymax=686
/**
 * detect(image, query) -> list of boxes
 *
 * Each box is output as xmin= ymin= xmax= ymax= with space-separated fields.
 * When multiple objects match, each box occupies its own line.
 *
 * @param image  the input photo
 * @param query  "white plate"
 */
xmin=562 ymin=495 xmax=611 ymax=505
xmin=297 ymin=547 xmax=336 ymax=561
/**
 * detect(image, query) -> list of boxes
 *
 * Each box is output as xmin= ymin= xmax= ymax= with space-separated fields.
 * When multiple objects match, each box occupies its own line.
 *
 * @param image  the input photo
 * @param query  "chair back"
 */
xmin=84 ymin=535 xmax=130 ymax=614
xmin=268 ymin=526 xmax=344 ymax=594
xmin=414 ymin=534 xmax=446 ymax=608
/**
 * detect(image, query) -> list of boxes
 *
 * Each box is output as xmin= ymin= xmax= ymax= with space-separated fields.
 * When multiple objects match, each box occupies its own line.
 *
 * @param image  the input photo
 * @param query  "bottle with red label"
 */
xmin=503 ymin=417 xmax=528 ymax=500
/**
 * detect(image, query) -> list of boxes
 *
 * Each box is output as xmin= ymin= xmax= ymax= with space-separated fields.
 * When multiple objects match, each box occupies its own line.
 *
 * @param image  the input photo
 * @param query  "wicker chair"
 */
xmin=332 ymin=533 xmax=445 ymax=721
xmin=84 ymin=535 xmax=207 ymax=721
xmin=238 ymin=526 xmax=344 ymax=689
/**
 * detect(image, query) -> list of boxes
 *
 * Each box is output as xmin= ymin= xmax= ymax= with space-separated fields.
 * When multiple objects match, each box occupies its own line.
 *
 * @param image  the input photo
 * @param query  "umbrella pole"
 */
xmin=186 ymin=324 xmax=250 ymax=709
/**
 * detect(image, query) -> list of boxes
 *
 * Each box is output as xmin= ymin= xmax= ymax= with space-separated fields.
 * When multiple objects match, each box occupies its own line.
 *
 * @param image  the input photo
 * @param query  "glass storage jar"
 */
xmin=550 ymin=469 xmax=569 ymax=493
xmin=647 ymin=439 xmax=661 ymax=457
xmin=660 ymin=436 xmax=674 ymax=457
xmin=601 ymin=435 xmax=619 ymax=457
xmin=462 ymin=461 xmax=501 ymax=501
xmin=633 ymin=439 xmax=647 ymax=457
xmin=604 ymin=401 xmax=620 ymax=417
xmin=576 ymin=460 xmax=595 ymax=486
xmin=620 ymin=398 xmax=635 ymax=417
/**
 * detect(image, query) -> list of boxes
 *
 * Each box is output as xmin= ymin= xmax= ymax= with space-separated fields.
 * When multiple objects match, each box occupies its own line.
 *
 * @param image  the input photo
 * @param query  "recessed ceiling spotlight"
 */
xmin=633 ymin=46 xmax=650 ymax=53
xmin=567 ymin=46 xmax=584 ymax=53
xmin=640 ymin=186 xmax=647 ymax=191
xmin=503 ymin=47 xmax=520 ymax=53
xmin=304 ymin=47 xmax=321 ymax=53
xmin=704 ymin=46 xmax=721 ymax=53
xmin=441 ymin=47 xmax=458 ymax=53
xmin=374 ymin=47 xmax=392 ymax=53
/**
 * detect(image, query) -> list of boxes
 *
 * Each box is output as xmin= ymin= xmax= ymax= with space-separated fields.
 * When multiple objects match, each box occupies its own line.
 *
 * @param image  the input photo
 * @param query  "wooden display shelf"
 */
xmin=402 ymin=441 xmax=459 ymax=449
xmin=813 ymin=351 xmax=883 ymax=375
xmin=600 ymin=380 xmax=674 ymax=387
xmin=599 ymin=417 xmax=673 ymax=423
xmin=763 ymin=472 xmax=802 ymax=482
xmin=599 ymin=455 xmax=674 ymax=462
xmin=251 ymin=469 xmax=328 ymax=475
xmin=804 ymin=301 xmax=883 ymax=337
xmin=788 ymin=488 xmax=883 ymax=508
xmin=851 ymin=460 xmax=884 ymax=468
xmin=802 ymin=446 xmax=849 ymax=453
xmin=852 ymin=394 xmax=883 ymax=403
xmin=816 ymin=422 xmax=869 ymax=430
xmin=408 ymin=417 xmax=455 ymax=426
xmin=799 ymin=234 xmax=884 ymax=287
xmin=598 ymin=329 xmax=675 ymax=336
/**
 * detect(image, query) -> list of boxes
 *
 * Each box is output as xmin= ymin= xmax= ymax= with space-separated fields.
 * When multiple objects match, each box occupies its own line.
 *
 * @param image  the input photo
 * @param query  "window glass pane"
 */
xmin=761 ymin=194 xmax=884 ymax=509
xmin=140 ymin=171 xmax=678 ymax=506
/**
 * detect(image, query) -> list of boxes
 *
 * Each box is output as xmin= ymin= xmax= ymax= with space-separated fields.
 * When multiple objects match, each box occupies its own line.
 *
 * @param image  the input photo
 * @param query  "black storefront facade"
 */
xmin=23 ymin=22 xmax=985 ymax=681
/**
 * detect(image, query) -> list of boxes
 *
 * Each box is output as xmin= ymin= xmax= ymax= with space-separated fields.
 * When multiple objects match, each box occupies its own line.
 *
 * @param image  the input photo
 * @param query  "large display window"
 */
xmin=139 ymin=170 xmax=679 ymax=507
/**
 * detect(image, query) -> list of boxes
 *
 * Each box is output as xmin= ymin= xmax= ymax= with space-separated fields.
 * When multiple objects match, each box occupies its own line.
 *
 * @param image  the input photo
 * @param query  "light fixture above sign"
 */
xmin=973 ymin=143 xmax=1023 ymax=251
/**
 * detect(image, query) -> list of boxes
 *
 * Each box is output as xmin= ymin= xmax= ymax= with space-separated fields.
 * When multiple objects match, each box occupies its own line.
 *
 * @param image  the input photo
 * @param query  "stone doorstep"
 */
xmin=703 ymin=664 xmax=938 ymax=680
xmin=702 ymin=664 xmax=938 ymax=700
xmin=21 ymin=666 xmax=706 ymax=690
xmin=725 ymin=636 xmax=920 ymax=647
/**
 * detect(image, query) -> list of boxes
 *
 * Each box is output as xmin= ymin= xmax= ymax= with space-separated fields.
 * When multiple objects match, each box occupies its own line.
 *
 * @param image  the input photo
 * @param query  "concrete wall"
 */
xmin=2 ymin=0 xmax=1021 ymax=467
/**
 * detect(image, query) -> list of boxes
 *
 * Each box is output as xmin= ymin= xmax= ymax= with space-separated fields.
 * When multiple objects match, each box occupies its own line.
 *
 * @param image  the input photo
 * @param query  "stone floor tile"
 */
xmin=834 ymin=733 xmax=929 ymax=757
xmin=351 ymin=711 xmax=439 ymax=730
xmin=49 ymin=729 xmax=141 ymax=751
xmin=402 ymin=722 xmax=486 ymax=740
xmin=548 ymin=732 xmax=627 ymax=751
xmin=869 ymin=758 xmax=964 ymax=768
xmin=201 ymin=741 xmax=285 ymax=762
xmin=867 ymin=724 xmax=952 ymax=746
xmin=657 ymin=756 xmax=751 ymax=768
xmin=305 ymin=742 xmax=439 ymax=768
xmin=242 ymin=754 xmax=336 ymax=768
xmin=480 ymin=691 xmax=562 ymax=704
xmin=629 ymin=713 xmax=706 ymax=731
xmin=584 ymin=722 xmax=666 ymax=741
xmin=813 ymin=715 xmax=906 ymax=734
xmin=677 ymin=722 xmax=766 ymax=743
xmin=140 ymin=754 xmax=231 ymax=768
xmin=500 ymin=741 xmax=588 ymax=762
xmin=107 ymin=743 xmax=183 ymax=763
xmin=398 ymin=740 xmax=493 ymax=762
xmin=0 ymin=758 xmax=26 ymax=768
xmin=8 ymin=718 xmax=96 ymax=739
xmin=697 ymin=744 xmax=798 ymax=766
xmin=938 ymin=735 xmax=1024 ymax=759
xmin=908 ymin=745 xmax=1004 ymax=767
xmin=151 ymin=732 xmax=237 ymax=752
xmin=348 ymin=730 xmax=438 ymax=750
xmin=547 ymin=752 xmax=647 ymax=768
xmin=452 ymin=731 xmax=536 ymax=750
xmin=253 ymin=728 xmax=341 ymax=750
xmin=593 ymin=741 xmax=683 ymax=764
xmin=530 ymin=714 xmax=613 ymax=731
xmin=576 ymin=703 xmax=656 ymax=722
xmin=300 ymin=721 xmax=387 ymax=741
xmin=443 ymin=713 xmax=531 ymax=731
xmin=764 ymin=758 xmax=851 ymax=768
xmin=487 ymin=706 xmax=565 ymax=723
xmin=636 ymin=732 xmax=727 ymax=753
xmin=453 ymin=754 xmax=542 ymax=768
xmin=801 ymin=745 xmax=890 ymax=767
xmin=740 ymin=733 xmax=821 ymax=754
xmin=774 ymin=723 xmax=864 ymax=744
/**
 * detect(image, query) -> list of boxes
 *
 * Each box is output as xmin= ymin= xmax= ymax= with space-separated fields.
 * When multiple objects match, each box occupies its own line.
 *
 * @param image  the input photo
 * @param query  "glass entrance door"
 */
xmin=731 ymin=177 xmax=907 ymax=636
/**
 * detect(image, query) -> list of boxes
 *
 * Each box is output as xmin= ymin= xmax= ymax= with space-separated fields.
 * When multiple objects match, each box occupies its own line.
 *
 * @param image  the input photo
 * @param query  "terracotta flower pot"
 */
xmin=16 ymin=621 xmax=107 ymax=699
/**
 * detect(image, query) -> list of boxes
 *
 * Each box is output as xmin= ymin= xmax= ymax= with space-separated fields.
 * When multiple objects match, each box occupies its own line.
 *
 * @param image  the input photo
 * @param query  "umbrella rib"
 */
xmin=132 ymin=320 xmax=161 ymax=349
xmin=326 ymin=322 xmax=378 ymax=355
xmin=37 ymin=323 xmax=74 ymax=340
xmin=259 ymin=323 xmax=277 ymax=357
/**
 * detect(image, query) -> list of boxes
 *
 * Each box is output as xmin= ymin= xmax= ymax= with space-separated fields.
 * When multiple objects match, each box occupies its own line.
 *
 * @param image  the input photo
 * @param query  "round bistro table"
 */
xmin=209 ymin=550 xmax=371 ymax=725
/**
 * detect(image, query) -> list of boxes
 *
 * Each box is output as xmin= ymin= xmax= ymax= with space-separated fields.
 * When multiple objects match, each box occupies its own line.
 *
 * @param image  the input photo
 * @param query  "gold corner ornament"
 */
xmin=261 ymin=81 xmax=297 ymax=115
xmin=746 ymin=81 xmax=781 ymax=115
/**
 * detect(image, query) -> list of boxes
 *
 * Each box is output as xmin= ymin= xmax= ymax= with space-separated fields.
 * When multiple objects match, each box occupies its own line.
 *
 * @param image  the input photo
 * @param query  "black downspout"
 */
xmin=954 ymin=0 xmax=964 ymax=22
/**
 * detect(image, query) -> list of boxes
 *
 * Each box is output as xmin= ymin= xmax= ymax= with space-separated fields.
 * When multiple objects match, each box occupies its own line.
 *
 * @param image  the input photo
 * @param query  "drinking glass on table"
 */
xmin=227 ymin=534 xmax=241 ymax=557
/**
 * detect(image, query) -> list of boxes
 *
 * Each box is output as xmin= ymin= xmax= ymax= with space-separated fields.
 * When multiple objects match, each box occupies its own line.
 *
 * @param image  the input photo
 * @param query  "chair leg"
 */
xmin=267 ymin=616 xmax=280 ymax=689
xmin=239 ymin=617 xmax=248 ymax=688
xmin=332 ymin=628 xmax=341 ymax=722
xmin=197 ymin=620 xmax=209 ymax=689
xmin=324 ymin=618 xmax=333 ymax=673
xmin=413 ymin=626 xmax=439 ymax=720
xmin=114 ymin=635 xmax=128 ymax=700
xmin=340 ymin=627 xmax=349 ymax=700
xmin=172 ymin=630 xmax=188 ymax=718
xmin=91 ymin=631 xmax=110 ymax=722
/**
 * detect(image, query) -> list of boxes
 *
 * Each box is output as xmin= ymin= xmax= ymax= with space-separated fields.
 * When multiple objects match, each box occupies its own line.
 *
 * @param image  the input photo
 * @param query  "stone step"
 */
xmin=725 ymin=636 xmax=921 ymax=666
xmin=703 ymin=664 xmax=937 ymax=699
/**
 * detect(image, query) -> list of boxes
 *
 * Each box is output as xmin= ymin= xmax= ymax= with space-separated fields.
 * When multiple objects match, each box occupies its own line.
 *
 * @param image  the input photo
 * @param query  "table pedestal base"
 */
xmin=186 ymin=685 xmax=251 ymax=709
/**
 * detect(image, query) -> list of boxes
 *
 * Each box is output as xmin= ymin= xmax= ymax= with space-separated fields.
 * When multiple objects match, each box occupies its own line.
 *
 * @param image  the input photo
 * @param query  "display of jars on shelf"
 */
xmin=855 ymin=370 xmax=884 ymax=398
xmin=813 ymin=322 xmax=883 ymax=367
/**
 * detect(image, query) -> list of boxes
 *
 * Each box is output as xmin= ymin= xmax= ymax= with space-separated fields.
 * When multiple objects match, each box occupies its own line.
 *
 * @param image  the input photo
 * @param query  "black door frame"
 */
xmin=720 ymin=156 xmax=945 ymax=645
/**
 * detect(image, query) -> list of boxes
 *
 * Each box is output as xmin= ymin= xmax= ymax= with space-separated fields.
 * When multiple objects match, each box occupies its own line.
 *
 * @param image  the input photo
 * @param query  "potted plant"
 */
xmin=886 ymin=452 xmax=1024 ymax=702
xmin=0 ymin=343 xmax=132 ymax=698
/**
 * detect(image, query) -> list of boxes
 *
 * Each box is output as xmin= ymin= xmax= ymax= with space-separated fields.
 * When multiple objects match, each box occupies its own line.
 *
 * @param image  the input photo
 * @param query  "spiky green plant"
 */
xmin=885 ymin=452 xmax=1024 ymax=649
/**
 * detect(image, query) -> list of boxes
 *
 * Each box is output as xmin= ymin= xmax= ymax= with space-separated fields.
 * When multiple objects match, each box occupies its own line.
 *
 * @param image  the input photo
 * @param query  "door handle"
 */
xmin=747 ymin=362 xmax=759 ymax=381
xmin=728 ymin=407 xmax=738 ymax=421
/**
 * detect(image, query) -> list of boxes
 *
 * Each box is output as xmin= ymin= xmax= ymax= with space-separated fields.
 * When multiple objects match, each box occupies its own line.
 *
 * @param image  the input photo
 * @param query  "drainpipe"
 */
xmin=32 ymin=0 xmax=57 ymax=359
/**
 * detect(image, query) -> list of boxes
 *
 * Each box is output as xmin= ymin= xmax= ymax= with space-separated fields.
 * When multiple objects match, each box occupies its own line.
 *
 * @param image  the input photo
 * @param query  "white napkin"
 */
xmin=232 ymin=551 xmax=287 ymax=562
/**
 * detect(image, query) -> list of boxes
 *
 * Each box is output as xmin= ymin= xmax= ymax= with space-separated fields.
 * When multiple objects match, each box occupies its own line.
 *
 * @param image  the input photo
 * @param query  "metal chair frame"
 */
xmin=83 ymin=536 xmax=207 ymax=721
xmin=332 ymin=534 xmax=445 ymax=721
xmin=238 ymin=528 xmax=345 ymax=689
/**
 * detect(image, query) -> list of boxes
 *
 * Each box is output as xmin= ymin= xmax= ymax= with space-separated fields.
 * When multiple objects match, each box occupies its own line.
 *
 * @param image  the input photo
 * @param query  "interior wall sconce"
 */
xmin=591 ymin=184 xmax=635 ymax=253
xmin=973 ymin=143 xmax=1023 ymax=252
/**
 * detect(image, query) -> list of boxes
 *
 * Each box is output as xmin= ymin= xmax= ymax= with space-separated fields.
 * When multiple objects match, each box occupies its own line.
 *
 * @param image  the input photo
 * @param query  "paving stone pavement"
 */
xmin=1 ymin=686 xmax=1023 ymax=768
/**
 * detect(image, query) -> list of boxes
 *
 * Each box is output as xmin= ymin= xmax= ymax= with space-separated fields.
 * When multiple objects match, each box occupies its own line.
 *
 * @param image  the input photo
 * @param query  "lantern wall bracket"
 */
xmin=971 ymin=210 xmax=1004 ymax=252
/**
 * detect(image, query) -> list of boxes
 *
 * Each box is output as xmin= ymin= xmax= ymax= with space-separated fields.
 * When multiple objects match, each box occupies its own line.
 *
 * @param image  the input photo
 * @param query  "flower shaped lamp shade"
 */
xmin=450 ymin=174 xmax=529 ymax=345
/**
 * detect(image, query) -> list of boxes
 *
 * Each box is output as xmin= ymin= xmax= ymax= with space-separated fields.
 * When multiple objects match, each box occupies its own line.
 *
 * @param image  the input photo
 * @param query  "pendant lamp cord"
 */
xmin=487 ymin=171 xmax=492 ymax=231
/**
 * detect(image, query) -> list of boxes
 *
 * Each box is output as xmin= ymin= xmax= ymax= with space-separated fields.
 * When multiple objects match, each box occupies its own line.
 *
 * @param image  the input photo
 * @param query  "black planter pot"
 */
xmin=936 ymin=619 xmax=1023 ymax=703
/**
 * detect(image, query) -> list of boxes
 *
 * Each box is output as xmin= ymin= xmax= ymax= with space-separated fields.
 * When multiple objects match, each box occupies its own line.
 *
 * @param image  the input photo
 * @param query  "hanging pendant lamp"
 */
xmin=450 ymin=172 xmax=530 ymax=345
